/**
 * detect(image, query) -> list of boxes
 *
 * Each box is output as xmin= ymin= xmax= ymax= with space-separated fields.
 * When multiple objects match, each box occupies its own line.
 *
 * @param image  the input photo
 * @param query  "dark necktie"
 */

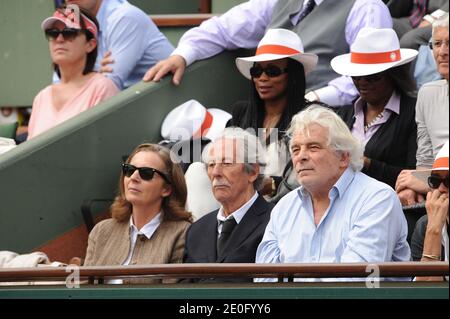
xmin=409 ymin=0 xmax=427 ymax=28
xmin=298 ymin=0 xmax=316 ymax=22
xmin=217 ymin=218 xmax=237 ymax=257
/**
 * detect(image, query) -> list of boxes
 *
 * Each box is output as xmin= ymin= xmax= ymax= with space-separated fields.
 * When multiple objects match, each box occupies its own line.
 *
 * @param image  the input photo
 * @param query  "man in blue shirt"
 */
xmin=66 ymin=0 xmax=174 ymax=89
xmin=255 ymin=105 xmax=410 ymax=281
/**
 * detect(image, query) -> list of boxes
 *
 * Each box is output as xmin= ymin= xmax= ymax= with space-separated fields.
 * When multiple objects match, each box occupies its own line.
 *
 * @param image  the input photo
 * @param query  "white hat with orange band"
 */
xmin=41 ymin=4 xmax=98 ymax=39
xmin=331 ymin=27 xmax=418 ymax=77
xmin=161 ymin=100 xmax=232 ymax=142
xmin=413 ymin=140 xmax=449 ymax=184
xmin=235 ymin=28 xmax=318 ymax=79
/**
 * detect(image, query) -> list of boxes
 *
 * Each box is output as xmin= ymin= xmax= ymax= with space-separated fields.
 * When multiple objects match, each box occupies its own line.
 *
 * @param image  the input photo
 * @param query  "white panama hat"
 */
xmin=235 ymin=28 xmax=318 ymax=79
xmin=331 ymin=27 xmax=418 ymax=77
xmin=161 ymin=100 xmax=232 ymax=141
xmin=412 ymin=140 xmax=449 ymax=185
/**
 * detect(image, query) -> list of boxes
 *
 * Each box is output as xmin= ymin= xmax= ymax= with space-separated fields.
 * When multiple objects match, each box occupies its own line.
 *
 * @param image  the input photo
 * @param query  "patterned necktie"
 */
xmin=217 ymin=217 xmax=237 ymax=257
xmin=409 ymin=0 xmax=427 ymax=28
xmin=298 ymin=0 xmax=316 ymax=22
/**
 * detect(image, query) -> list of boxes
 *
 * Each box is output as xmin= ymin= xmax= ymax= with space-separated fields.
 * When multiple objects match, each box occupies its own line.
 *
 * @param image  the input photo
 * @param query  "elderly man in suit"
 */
xmin=183 ymin=127 xmax=273 ymax=282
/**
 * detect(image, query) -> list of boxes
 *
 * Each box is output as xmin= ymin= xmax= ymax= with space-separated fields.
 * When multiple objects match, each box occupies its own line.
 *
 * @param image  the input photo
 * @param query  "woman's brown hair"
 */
xmin=110 ymin=143 xmax=192 ymax=223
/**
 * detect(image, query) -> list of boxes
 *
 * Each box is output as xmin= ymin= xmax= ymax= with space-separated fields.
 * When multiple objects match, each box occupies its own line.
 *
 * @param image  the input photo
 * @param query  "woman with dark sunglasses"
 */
xmin=27 ymin=4 xmax=118 ymax=140
xmin=411 ymin=141 xmax=448 ymax=281
xmin=332 ymin=27 xmax=419 ymax=189
xmin=84 ymin=143 xmax=192 ymax=283
xmin=230 ymin=29 xmax=317 ymax=199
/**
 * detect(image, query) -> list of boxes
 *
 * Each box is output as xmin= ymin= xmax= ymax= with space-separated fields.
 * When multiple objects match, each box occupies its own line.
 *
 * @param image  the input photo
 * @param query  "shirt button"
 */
xmin=140 ymin=236 xmax=146 ymax=242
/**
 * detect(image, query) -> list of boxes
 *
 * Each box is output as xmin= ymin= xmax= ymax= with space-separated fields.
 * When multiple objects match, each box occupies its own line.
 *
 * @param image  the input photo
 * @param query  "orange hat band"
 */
xmin=193 ymin=110 xmax=213 ymax=139
xmin=256 ymin=45 xmax=301 ymax=56
xmin=432 ymin=157 xmax=449 ymax=170
xmin=351 ymin=50 xmax=401 ymax=64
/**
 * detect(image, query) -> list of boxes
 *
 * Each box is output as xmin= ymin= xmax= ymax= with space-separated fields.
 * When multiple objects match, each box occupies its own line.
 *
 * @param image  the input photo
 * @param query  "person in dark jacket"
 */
xmin=183 ymin=128 xmax=273 ymax=283
xmin=331 ymin=27 xmax=419 ymax=188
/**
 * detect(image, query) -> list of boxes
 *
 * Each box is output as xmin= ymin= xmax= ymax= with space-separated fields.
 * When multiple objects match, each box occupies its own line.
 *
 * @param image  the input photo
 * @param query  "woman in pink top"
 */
xmin=27 ymin=4 xmax=118 ymax=140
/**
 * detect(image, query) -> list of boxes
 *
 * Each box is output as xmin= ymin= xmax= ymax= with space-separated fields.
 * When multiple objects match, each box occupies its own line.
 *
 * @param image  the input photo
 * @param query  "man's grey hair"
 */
xmin=432 ymin=13 xmax=449 ymax=37
xmin=286 ymin=104 xmax=364 ymax=172
xmin=202 ymin=127 xmax=268 ymax=191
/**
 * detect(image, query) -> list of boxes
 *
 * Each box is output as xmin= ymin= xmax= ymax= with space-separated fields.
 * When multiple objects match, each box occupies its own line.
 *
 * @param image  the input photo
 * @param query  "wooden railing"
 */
xmin=0 ymin=262 xmax=447 ymax=284
xmin=150 ymin=13 xmax=217 ymax=27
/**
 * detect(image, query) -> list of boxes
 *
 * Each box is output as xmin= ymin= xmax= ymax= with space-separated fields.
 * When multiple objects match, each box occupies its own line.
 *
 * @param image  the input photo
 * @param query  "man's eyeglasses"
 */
xmin=429 ymin=40 xmax=450 ymax=50
xmin=250 ymin=65 xmax=288 ymax=78
xmin=45 ymin=28 xmax=83 ymax=41
xmin=428 ymin=174 xmax=449 ymax=189
xmin=122 ymin=163 xmax=171 ymax=184
xmin=352 ymin=73 xmax=383 ymax=83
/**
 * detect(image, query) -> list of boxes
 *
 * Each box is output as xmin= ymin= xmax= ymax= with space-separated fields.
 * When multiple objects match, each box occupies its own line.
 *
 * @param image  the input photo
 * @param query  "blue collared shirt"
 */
xmin=95 ymin=0 xmax=174 ymax=89
xmin=256 ymin=168 xmax=410 ymax=281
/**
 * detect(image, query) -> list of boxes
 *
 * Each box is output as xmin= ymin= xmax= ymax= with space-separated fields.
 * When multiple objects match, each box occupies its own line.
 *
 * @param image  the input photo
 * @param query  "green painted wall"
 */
xmin=212 ymin=0 xmax=247 ymax=13
xmin=0 ymin=0 xmax=54 ymax=107
xmin=0 ymin=51 xmax=249 ymax=254
xmin=159 ymin=27 xmax=191 ymax=47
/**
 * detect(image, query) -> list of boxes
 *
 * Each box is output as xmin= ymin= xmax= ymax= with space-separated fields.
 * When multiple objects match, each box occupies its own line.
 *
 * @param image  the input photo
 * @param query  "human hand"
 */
xmin=425 ymin=189 xmax=449 ymax=230
xmin=418 ymin=19 xmax=432 ymax=28
xmin=143 ymin=55 xmax=187 ymax=85
xmin=397 ymin=188 xmax=422 ymax=206
xmin=99 ymin=50 xmax=114 ymax=74
xmin=395 ymin=169 xmax=428 ymax=193
xmin=305 ymin=91 xmax=319 ymax=102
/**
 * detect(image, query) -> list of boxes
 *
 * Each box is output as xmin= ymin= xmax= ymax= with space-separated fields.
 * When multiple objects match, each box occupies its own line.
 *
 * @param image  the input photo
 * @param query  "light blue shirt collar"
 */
xmin=298 ymin=167 xmax=356 ymax=201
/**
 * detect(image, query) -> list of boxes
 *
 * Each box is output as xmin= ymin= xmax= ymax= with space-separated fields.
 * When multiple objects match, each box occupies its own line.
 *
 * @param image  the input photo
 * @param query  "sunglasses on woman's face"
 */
xmin=122 ymin=163 xmax=171 ymax=184
xmin=428 ymin=174 xmax=449 ymax=189
xmin=351 ymin=73 xmax=383 ymax=83
xmin=250 ymin=65 xmax=288 ymax=78
xmin=45 ymin=28 xmax=82 ymax=41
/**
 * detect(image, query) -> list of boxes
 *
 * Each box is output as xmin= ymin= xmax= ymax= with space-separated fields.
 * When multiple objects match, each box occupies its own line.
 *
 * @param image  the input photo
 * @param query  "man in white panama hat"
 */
xmin=144 ymin=0 xmax=392 ymax=107
xmin=411 ymin=140 xmax=448 ymax=281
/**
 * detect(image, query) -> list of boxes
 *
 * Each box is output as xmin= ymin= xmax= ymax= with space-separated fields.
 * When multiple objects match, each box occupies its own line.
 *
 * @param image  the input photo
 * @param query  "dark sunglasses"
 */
xmin=428 ymin=174 xmax=449 ymax=189
xmin=122 ymin=163 xmax=171 ymax=184
xmin=45 ymin=28 xmax=83 ymax=41
xmin=250 ymin=65 xmax=288 ymax=78
xmin=352 ymin=73 xmax=383 ymax=83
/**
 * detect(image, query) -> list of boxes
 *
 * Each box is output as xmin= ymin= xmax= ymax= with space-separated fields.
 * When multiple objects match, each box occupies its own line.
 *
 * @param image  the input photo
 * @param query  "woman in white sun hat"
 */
xmin=411 ymin=140 xmax=448 ymax=281
xmin=231 ymin=28 xmax=318 ymax=198
xmin=332 ymin=27 xmax=419 ymax=189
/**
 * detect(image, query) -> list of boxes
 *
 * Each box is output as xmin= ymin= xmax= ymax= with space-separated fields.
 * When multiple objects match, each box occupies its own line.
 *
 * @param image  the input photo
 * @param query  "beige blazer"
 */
xmin=84 ymin=217 xmax=190 ymax=283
